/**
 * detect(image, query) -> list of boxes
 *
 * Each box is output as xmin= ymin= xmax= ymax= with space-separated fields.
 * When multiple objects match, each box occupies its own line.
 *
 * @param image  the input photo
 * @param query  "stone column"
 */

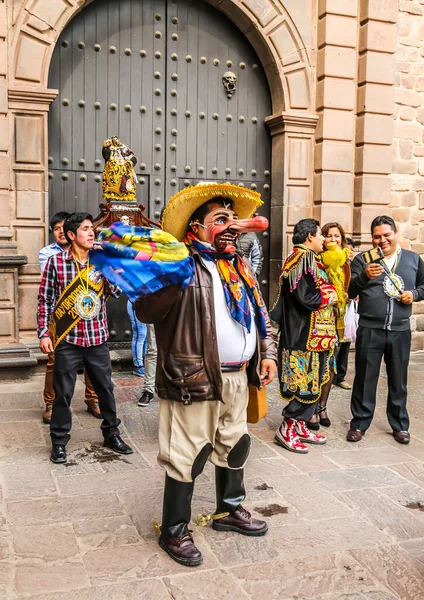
xmin=0 ymin=0 xmax=24 ymax=345
xmin=8 ymin=88 xmax=58 ymax=341
xmin=314 ymin=0 xmax=359 ymax=233
xmin=265 ymin=111 xmax=318 ymax=301
xmin=354 ymin=0 xmax=397 ymax=244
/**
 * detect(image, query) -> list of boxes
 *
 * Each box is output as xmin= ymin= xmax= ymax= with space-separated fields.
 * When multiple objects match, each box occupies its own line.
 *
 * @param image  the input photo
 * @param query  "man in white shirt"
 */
xmin=39 ymin=212 xmax=100 ymax=423
xmin=136 ymin=183 xmax=277 ymax=567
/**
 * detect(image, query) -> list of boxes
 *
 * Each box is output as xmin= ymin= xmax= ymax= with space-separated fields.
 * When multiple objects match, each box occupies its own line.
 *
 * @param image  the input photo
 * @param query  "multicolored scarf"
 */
xmin=186 ymin=233 xmax=267 ymax=339
xmin=90 ymin=222 xmax=194 ymax=302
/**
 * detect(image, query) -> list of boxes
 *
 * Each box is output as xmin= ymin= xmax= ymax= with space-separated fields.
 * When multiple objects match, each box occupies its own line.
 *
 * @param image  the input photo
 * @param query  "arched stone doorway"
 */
xmin=7 ymin=0 xmax=318 ymax=340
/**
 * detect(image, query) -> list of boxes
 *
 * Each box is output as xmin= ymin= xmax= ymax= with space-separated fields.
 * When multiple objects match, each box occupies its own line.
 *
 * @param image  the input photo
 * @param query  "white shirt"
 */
xmin=383 ymin=245 xmax=401 ymax=271
xmin=202 ymin=258 xmax=257 ymax=363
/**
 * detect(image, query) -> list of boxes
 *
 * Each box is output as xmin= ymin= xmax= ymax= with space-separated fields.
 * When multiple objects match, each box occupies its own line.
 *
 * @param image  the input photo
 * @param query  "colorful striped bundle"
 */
xmin=90 ymin=222 xmax=194 ymax=301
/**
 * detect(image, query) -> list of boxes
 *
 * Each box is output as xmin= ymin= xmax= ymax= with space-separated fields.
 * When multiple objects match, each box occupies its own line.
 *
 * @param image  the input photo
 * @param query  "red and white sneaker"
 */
xmin=295 ymin=420 xmax=327 ymax=445
xmin=275 ymin=419 xmax=309 ymax=454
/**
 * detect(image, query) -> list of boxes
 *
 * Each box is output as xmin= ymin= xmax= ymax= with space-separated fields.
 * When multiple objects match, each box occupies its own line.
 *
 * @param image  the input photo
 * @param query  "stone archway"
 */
xmin=7 ymin=0 xmax=318 ymax=339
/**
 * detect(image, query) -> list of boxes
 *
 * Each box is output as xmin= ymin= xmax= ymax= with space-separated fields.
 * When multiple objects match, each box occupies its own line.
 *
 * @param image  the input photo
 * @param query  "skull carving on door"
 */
xmin=222 ymin=71 xmax=237 ymax=98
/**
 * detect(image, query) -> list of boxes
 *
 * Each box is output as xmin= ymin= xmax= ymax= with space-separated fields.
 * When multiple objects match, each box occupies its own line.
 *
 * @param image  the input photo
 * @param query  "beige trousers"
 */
xmin=158 ymin=371 xmax=250 ymax=482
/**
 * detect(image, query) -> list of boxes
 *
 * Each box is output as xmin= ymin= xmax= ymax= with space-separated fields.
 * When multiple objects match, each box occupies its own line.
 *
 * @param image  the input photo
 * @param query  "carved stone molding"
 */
xmin=8 ymin=87 xmax=59 ymax=111
xmin=265 ymin=111 xmax=319 ymax=136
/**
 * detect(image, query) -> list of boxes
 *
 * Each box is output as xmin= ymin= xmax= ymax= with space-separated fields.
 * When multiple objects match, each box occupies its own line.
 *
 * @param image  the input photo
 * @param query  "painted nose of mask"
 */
xmin=230 ymin=215 xmax=269 ymax=234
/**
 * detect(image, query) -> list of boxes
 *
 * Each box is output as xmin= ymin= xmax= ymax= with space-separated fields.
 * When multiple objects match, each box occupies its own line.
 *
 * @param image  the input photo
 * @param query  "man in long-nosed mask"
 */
xmin=135 ymin=183 xmax=277 ymax=567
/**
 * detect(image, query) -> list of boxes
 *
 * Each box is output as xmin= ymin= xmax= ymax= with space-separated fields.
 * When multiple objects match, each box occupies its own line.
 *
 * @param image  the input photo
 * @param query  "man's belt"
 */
xmin=221 ymin=361 xmax=248 ymax=373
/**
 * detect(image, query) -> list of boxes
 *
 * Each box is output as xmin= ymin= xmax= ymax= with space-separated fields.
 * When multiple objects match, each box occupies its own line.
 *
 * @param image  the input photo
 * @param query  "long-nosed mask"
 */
xmin=193 ymin=207 xmax=269 ymax=253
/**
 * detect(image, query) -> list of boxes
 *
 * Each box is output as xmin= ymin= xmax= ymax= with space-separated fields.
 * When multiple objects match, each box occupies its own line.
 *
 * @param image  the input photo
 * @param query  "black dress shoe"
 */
xmin=159 ymin=531 xmax=203 ymax=567
xmin=212 ymin=506 xmax=268 ymax=536
xmin=50 ymin=445 xmax=67 ymax=464
xmin=393 ymin=430 xmax=410 ymax=444
xmin=138 ymin=391 xmax=153 ymax=407
xmin=103 ymin=435 xmax=133 ymax=455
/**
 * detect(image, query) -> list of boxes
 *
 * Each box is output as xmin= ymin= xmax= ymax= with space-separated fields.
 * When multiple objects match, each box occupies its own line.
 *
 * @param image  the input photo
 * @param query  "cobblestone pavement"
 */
xmin=0 ymin=356 xmax=424 ymax=600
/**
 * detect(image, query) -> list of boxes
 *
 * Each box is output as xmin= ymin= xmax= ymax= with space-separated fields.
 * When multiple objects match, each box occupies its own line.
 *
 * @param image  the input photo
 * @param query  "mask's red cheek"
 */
xmin=207 ymin=223 xmax=227 ymax=244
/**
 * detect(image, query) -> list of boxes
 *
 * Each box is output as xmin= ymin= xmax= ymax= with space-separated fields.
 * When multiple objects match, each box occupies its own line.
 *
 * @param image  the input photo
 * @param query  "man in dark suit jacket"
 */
xmin=347 ymin=215 xmax=424 ymax=444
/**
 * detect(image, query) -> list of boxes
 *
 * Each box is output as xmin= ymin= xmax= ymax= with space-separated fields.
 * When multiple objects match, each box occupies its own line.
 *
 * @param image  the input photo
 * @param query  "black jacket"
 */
xmin=349 ymin=249 xmax=424 ymax=331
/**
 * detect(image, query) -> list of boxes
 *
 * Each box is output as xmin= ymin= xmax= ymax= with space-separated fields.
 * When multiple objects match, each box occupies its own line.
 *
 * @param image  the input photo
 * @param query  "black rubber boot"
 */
xmin=212 ymin=467 xmax=268 ymax=536
xmin=159 ymin=475 xmax=203 ymax=567
xmin=215 ymin=466 xmax=246 ymax=513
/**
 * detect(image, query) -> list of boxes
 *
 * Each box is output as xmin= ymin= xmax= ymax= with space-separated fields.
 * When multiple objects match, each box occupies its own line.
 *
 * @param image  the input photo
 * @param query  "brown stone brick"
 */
xmin=399 ymin=139 xmax=414 ymax=159
xmin=413 ymin=177 xmax=424 ymax=191
xmin=317 ymin=46 xmax=357 ymax=80
xmin=318 ymin=0 xmax=358 ymax=17
xmin=411 ymin=331 xmax=424 ymax=351
xmin=402 ymin=225 xmax=418 ymax=240
xmin=317 ymin=14 xmax=358 ymax=48
xmin=358 ymin=51 xmax=396 ymax=85
xmin=395 ymin=88 xmax=421 ymax=107
xmin=392 ymin=207 xmax=412 ymax=222
xmin=360 ymin=0 xmax=399 ymax=23
xmin=412 ymin=64 xmax=424 ymax=76
xmin=355 ymin=174 xmax=392 ymax=204
xmin=389 ymin=192 xmax=401 ymax=207
xmin=316 ymin=78 xmax=356 ymax=110
xmin=416 ymin=108 xmax=424 ymax=125
xmin=0 ymin=192 xmax=10 ymax=227
xmin=396 ymin=60 xmax=411 ymax=74
xmin=359 ymin=21 xmax=397 ymax=54
xmin=314 ymin=140 xmax=354 ymax=172
xmin=414 ymin=145 xmax=424 ymax=157
xmin=419 ymin=160 xmax=424 ymax=176
xmin=399 ymin=106 xmax=416 ymax=121
xmin=401 ymin=191 xmax=418 ymax=207
xmin=420 ymin=226 xmax=424 ymax=242
xmin=392 ymin=174 xmax=412 ymax=191
xmin=393 ymin=160 xmax=417 ymax=174
xmin=357 ymin=114 xmax=394 ymax=145
xmin=417 ymin=77 xmax=424 ymax=92
xmin=314 ymin=172 xmax=353 ymax=203
xmin=316 ymin=108 xmax=355 ymax=142
xmin=400 ymin=1 xmax=424 ymax=15
xmin=357 ymin=83 xmax=395 ymax=115
xmin=415 ymin=315 xmax=424 ymax=331
xmin=400 ymin=74 xmax=416 ymax=90
xmin=0 ymin=155 xmax=9 ymax=190
xmin=398 ymin=15 xmax=413 ymax=37
xmin=357 ymin=145 xmax=393 ymax=174
xmin=420 ymin=192 xmax=424 ymax=209
xmin=393 ymin=120 xmax=422 ymax=142
xmin=412 ymin=242 xmax=424 ymax=253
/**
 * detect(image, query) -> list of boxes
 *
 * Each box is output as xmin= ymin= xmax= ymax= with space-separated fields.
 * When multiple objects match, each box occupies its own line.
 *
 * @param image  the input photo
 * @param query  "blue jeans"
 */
xmin=127 ymin=300 xmax=147 ymax=368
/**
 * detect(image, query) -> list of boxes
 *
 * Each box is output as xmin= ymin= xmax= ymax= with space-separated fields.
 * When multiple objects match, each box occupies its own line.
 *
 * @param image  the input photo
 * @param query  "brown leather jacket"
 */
xmin=135 ymin=247 xmax=277 ymax=403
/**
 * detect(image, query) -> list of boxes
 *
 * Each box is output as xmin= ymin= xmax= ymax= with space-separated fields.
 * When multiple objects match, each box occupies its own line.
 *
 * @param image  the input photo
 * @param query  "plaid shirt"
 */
xmin=38 ymin=249 xmax=120 ymax=347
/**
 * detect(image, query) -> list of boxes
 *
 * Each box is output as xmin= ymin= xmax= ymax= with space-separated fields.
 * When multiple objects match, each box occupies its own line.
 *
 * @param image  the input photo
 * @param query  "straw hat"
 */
xmin=162 ymin=182 xmax=263 ymax=241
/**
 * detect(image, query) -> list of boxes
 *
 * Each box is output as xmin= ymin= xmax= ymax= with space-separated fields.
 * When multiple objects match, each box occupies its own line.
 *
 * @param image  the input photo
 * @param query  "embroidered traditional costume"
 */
xmin=272 ymin=244 xmax=338 ymax=404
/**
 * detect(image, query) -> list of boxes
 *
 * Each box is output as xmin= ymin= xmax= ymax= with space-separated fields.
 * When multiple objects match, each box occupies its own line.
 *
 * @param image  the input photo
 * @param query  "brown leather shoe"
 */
xmin=86 ymin=400 xmax=102 ymax=419
xmin=347 ymin=428 xmax=364 ymax=442
xmin=42 ymin=406 xmax=52 ymax=424
xmin=212 ymin=506 xmax=268 ymax=536
xmin=393 ymin=430 xmax=410 ymax=444
xmin=159 ymin=531 xmax=203 ymax=567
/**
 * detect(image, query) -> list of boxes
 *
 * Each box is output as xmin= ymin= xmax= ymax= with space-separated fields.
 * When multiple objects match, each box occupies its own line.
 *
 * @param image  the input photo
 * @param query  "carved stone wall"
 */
xmin=391 ymin=0 xmax=424 ymax=350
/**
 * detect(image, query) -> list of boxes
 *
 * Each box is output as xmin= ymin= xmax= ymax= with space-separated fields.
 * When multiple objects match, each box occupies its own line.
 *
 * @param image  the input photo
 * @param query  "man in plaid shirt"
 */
xmin=38 ymin=212 xmax=133 ymax=464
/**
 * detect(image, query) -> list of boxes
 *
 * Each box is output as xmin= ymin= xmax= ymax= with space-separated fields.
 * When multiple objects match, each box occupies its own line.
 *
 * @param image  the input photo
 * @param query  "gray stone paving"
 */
xmin=0 ymin=356 xmax=424 ymax=599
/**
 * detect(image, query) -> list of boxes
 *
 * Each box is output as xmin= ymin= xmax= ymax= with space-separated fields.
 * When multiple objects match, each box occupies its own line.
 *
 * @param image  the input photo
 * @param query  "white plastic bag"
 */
xmin=344 ymin=301 xmax=359 ymax=343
